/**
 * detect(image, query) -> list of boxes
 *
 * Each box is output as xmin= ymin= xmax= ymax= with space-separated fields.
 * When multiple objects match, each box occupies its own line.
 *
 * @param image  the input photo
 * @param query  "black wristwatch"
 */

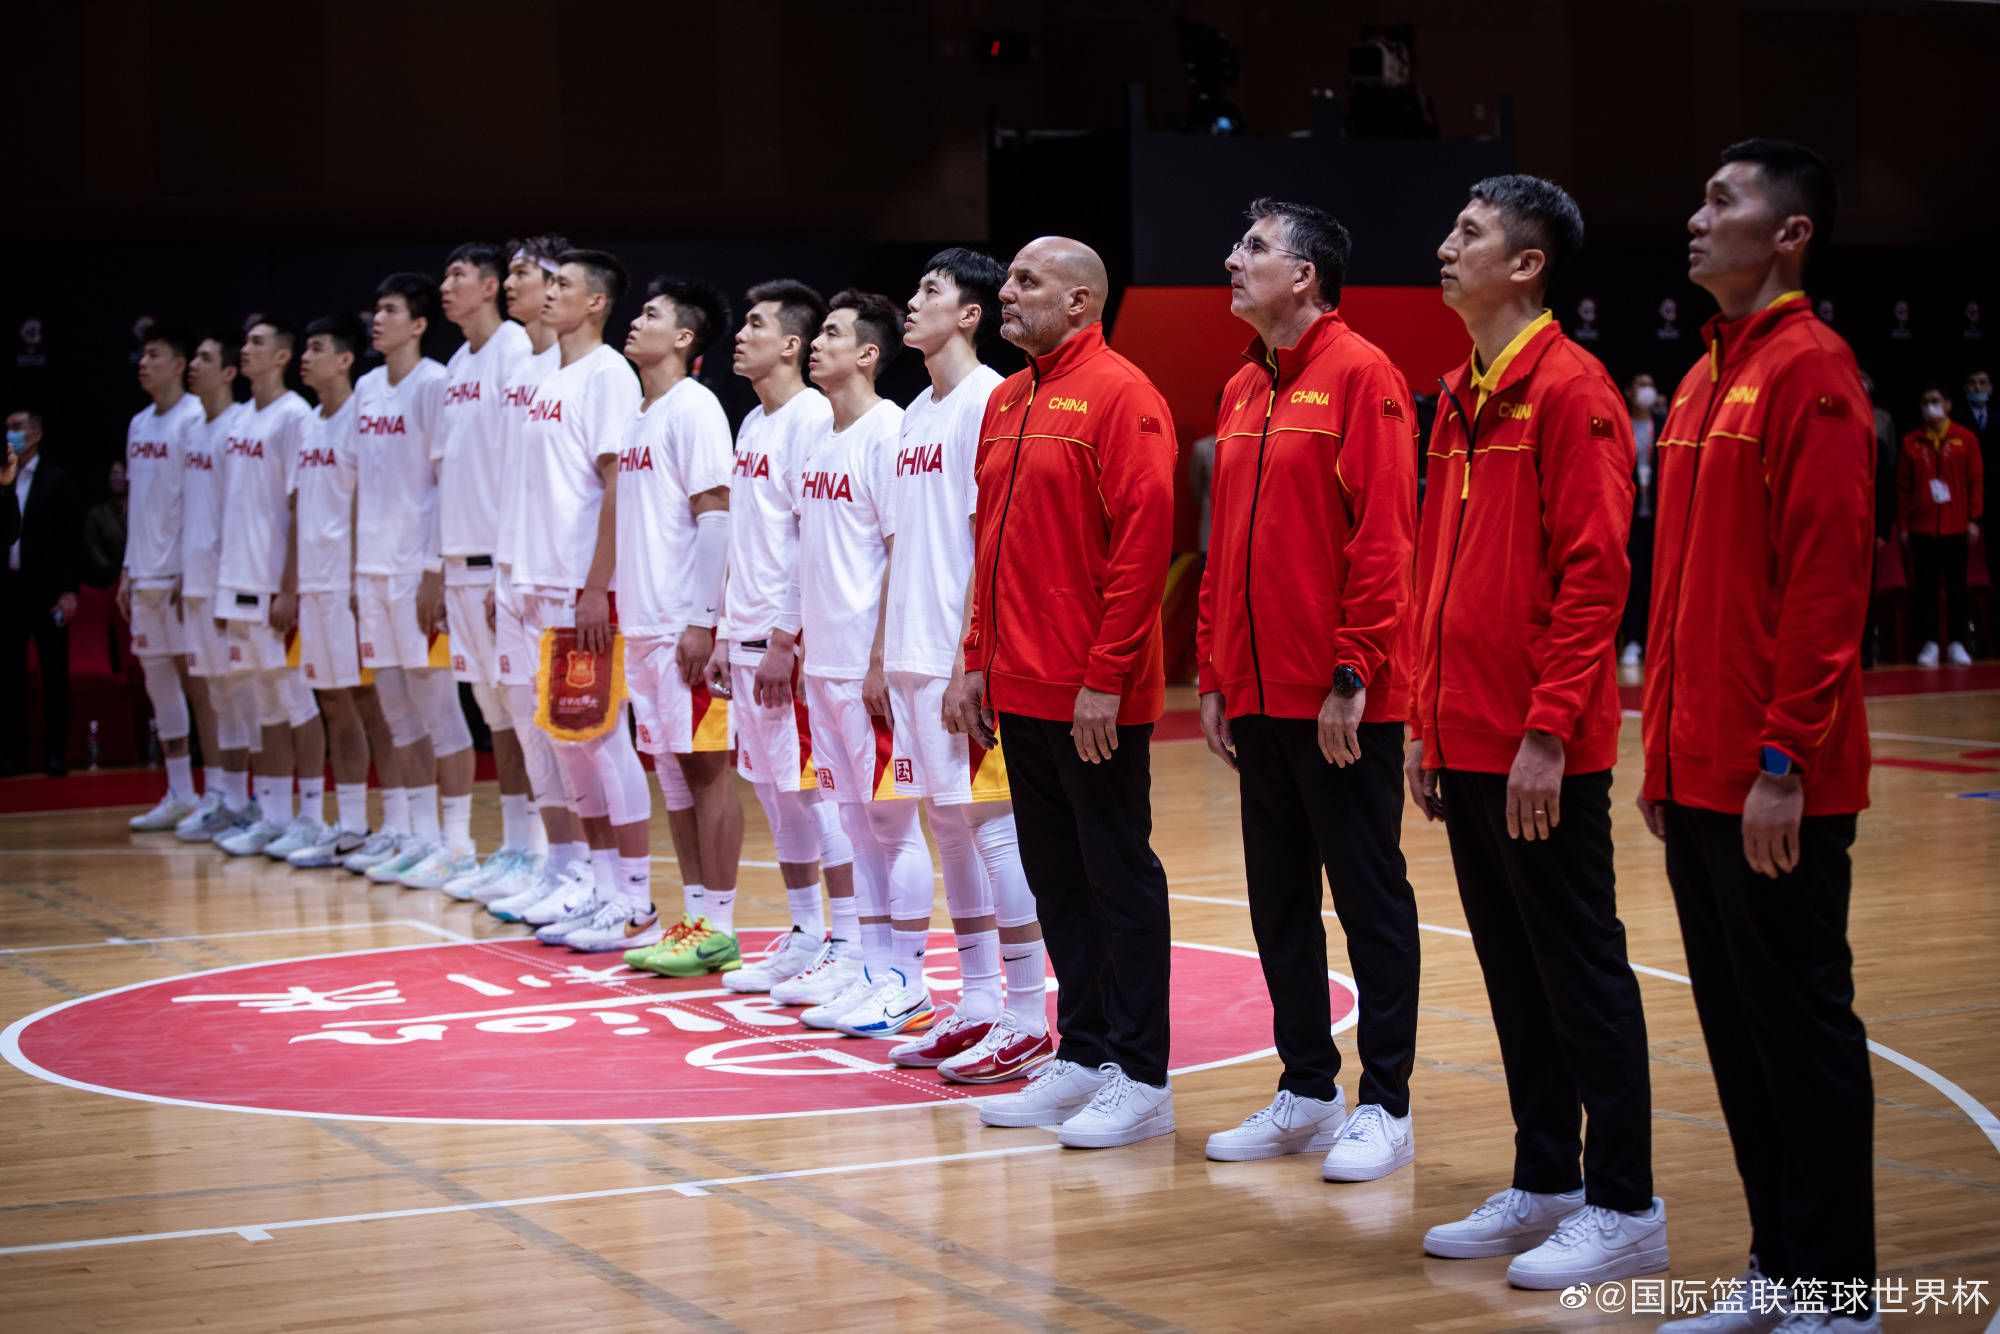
xmin=1333 ymin=664 xmax=1364 ymax=697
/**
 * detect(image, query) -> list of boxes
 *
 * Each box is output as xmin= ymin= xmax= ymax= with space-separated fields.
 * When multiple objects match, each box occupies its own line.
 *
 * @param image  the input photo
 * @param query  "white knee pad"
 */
xmin=554 ymin=740 xmax=609 ymax=819
xmin=373 ymin=668 xmax=427 ymax=748
xmin=277 ymin=670 xmax=319 ymax=729
xmin=506 ymin=683 xmax=564 ymax=808
xmin=768 ymin=787 xmax=832 ymax=865
xmin=972 ymin=807 xmax=1039 ymax=929
xmin=866 ymin=802 xmax=933 ymax=921
xmin=215 ymin=677 xmax=257 ymax=752
xmin=589 ymin=717 xmax=651 ymax=827
xmin=252 ymin=672 xmax=289 ymax=729
xmin=656 ymin=753 xmax=694 ymax=811
xmin=469 ymin=677 xmax=513 ymax=731
xmin=413 ymin=668 xmax=472 ymax=757
xmin=140 ymin=655 xmax=190 ymax=741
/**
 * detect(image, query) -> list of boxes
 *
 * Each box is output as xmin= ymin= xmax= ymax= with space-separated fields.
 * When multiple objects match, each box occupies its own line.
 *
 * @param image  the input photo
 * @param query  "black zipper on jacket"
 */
xmin=1240 ymin=357 xmax=1280 ymax=715
xmin=980 ymin=365 xmax=1039 ymax=683
xmin=1426 ymin=376 xmax=1482 ymax=768
xmin=1656 ymin=328 xmax=1729 ymax=801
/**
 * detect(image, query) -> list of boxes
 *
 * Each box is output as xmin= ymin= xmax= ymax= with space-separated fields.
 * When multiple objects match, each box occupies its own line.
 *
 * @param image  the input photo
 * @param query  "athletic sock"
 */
xmin=411 ymin=784 xmax=441 ymax=844
xmin=891 ymin=928 xmax=929 ymax=989
xmin=956 ymin=928 xmax=1002 ymax=1022
xmin=221 ymin=768 xmax=250 ymax=814
xmin=380 ymin=786 xmax=410 ymax=837
xmin=524 ymin=807 xmax=550 ymax=858
xmin=335 ymin=783 xmax=368 ymax=835
xmin=550 ymin=839 xmax=587 ymax=874
xmin=706 ymin=887 xmax=736 ymax=937
xmin=829 ymin=892 xmax=860 ymax=948
xmin=589 ymin=847 xmax=618 ymax=897
xmin=786 ymin=884 xmax=826 ymax=938
xmin=1002 ymin=940 xmax=1049 ymax=1035
xmin=254 ymin=776 xmax=293 ymax=822
xmin=441 ymin=793 xmax=473 ymax=856
xmin=203 ymin=764 xmax=226 ymax=801
xmin=681 ymin=882 xmax=706 ymax=923
xmin=861 ymin=920 xmax=893 ymax=975
xmin=298 ymin=776 xmax=326 ymax=827
xmin=500 ymin=793 xmax=532 ymax=850
xmin=165 ymin=754 xmax=196 ymax=804
xmin=616 ymin=855 xmax=651 ymax=912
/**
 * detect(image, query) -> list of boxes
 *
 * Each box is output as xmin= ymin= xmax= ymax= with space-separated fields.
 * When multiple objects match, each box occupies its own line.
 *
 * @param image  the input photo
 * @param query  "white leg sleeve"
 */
xmin=656 ymin=752 xmax=694 ymax=811
xmin=373 ymin=667 xmax=427 ymax=749
xmin=928 ymin=800 xmax=993 ymax=920
xmin=866 ymin=801 xmax=933 ymax=922
xmin=768 ymin=786 xmax=834 ymax=865
xmin=809 ymin=789 xmax=853 ymax=868
xmin=216 ymin=676 xmax=257 ymax=752
xmin=506 ymin=682 xmax=565 ymax=809
xmin=589 ymin=713 xmax=651 ymax=827
xmin=838 ymin=802 xmax=890 ymax=919
xmin=970 ymin=805 xmax=1039 ymax=929
xmin=469 ymin=677 xmax=513 ymax=731
xmin=554 ymin=740 xmax=609 ymax=819
xmin=140 ymin=655 xmax=190 ymax=741
xmin=413 ymin=667 xmax=472 ymax=757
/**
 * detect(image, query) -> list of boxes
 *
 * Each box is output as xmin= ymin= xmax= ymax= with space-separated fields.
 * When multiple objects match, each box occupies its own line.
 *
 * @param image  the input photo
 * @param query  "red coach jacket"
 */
xmin=1196 ymin=309 xmax=1416 ymax=722
xmin=965 ymin=323 xmax=1177 ymax=725
xmin=1412 ymin=313 xmax=1634 ymax=775
xmin=1897 ymin=421 xmax=1983 ymax=537
xmin=1641 ymin=292 xmax=1873 ymax=816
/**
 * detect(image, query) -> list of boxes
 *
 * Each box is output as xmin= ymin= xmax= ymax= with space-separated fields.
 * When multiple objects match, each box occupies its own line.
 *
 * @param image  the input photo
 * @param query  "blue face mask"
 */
xmin=1970 ymin=391 xmax=1991 ymax=407
xmin=4 ymin=430 xmax=22 ymax=450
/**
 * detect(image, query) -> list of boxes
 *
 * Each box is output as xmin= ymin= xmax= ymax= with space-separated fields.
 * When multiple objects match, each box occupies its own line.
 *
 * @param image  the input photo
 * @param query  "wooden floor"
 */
xmin=2 ymin=684 xmax=1996 ymax=1332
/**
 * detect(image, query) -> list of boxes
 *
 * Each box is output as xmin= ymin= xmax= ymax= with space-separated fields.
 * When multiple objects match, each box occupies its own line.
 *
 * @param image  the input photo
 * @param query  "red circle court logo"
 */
xmin=2 ymin=933 xmax=1357 ymax=1124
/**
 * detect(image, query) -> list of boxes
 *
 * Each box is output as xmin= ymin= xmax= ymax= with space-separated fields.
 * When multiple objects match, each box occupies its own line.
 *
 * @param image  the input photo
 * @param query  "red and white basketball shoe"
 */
xmin=937 ymin=1010 xmax=1055 ymax=1084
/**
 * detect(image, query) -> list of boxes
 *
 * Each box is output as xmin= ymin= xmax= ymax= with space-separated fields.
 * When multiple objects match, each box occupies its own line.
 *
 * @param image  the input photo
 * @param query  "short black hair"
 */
xmin=1921 ymin=381 xmax=1952 ymax=400
xmin=305 ymin=313 xmax=368 ymax=361
xmin=556 ymin=248 xmax=629 ymax=306
xmin=1245 ymin=198 xmax=1352 ymax=307
xmin=446 ymin=242 xmax=506 ymax=285
xmin=200 ymin=327 xmax=244 ymax=369
xmin=921 ymin=247 xmax=1008 ymax=349
xmin=142 ymin=321 xmax=193 ymax=362
xmin=643 ymin=276 xmax=732 ymax=368
xmin=1467 ymin=175 xmax=1585 ymax=298
xmin=251 ymin=317 xmax=297 ymax=354
xmin=1719 ymin=139 xmax=1837 ymax=256
xmin=828 ymin=289 xmax=904 ymax=379
xmin=375 ymin=272 xmax=437 ymax=325
xmin=745 ymin=279 xmax=827 ymax=354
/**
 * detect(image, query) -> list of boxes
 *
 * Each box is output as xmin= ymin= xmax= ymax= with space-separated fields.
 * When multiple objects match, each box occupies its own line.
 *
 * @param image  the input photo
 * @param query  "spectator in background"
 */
xmin=0 ymin=437 xmax=18 ymax=552
xmin=1860 ymin=370 xmax=1899 ymax=668
xmin=1619 ymin=373 xmax=1663 ymax=667
xmin=1899 ymin=383 xmax=1983 ymax=666
xmin=1960 ymin=368 xmax=1996 ymax=595
xmin=0 ymin=408 xmax=83 ymax=774
xmin=83 ymin=459 xmax=129 ymax=589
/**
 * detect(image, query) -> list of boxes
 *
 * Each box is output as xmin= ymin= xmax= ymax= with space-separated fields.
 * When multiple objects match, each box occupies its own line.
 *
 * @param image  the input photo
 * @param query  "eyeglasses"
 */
xmin=1230 ymin=236 xmax=1309 ymax=263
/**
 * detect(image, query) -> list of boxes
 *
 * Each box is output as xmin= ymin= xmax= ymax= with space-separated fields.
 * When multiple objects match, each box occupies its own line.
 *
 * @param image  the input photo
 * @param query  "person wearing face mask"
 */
xmin=1957 ymin=369 xmax=1996 ymax=597
xmin=1621 ymin=374 xmax=1664 ymax=667
xmin=1898 ymin=383 xmax=1983 ymax=667
xmin=0 ymin=408 xmax=83 ymax=775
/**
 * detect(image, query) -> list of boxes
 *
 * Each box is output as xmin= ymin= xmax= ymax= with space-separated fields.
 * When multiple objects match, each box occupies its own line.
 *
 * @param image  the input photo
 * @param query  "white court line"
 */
xmin=1168 ymin=888 xmax=2000 ymax=1157
xmin=0 ymin=919 xmax=467 ymax=955
xmin=0 ymin=1141 xmax=1065 ymax=1256
xmin=1865 ymin=730 xmax=2000 ymax=749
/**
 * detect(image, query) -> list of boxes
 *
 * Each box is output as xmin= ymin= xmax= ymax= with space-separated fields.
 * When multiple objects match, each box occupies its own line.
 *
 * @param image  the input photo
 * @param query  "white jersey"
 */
xmin=613 ymin=376 xmax=734 ymax=639
xmin=883 ymin=364 xmax=1003 ymax=677
xmin=352 ymin=358 xmax=446 ymax=577
xmin=291 ymin=393 xmax=360 ymax=594
xmin=123 ymin=393 xmax=204 ymax=586
xmin=512 ymin=342 xmax=641 ymax=592
xmin=181 ymin=401 xmax=245 ymax=600
xmin=496 ymin=342 xmax=560 ymax=571
xmin=437 ymin=321 xmax=531 ymax=569
xmin=797 ymin=399 xmax=902 ymax=680
xmin=720 ymin=386 xmax=833 ymax=661
xmin=217 ymin=391 xmax=313 ymax=597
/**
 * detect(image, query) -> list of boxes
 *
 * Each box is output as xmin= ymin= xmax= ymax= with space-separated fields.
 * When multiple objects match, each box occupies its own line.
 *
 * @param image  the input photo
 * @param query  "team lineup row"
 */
xmin=119 ymin=137 xmax=1876 ymax=1329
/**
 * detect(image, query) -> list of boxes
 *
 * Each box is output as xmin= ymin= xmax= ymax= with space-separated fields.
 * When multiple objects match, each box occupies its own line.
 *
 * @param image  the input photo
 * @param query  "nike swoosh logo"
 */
xmin=625 ymin=916 xmax=659 ymax=938
xmin=887 ymin=998 xmax=925 ymax=1020
xmin=696 ymin=939 xmax=733 ymax=959
xmin=997 ymin=399 xmax=1017 ymax=412
xmin=1234 ymin=398 xmax=1248 ymax=412
xmin=956 ymin=944 xmax=976 ymax=953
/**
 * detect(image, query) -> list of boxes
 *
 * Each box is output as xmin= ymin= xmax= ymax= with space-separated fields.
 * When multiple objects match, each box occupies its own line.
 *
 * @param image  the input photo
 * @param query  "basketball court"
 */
xmin=1 ymin=677 xmax=1994 ymax=1331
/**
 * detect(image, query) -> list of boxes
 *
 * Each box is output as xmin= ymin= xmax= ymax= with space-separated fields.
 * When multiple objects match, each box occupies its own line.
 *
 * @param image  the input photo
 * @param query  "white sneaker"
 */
xmin=262 ymin=817 xmax=325 ymax=861
xmin=1056 ymin=1063 xmax=1175 ymax=1148
xmin=1423 ymin=1186 xmax=1586 ymax=1259
xmin=1768 ymin=1313 xmax=1879 ymax=1334
xmin=1621 ymin=641 xmax=1643 ymax=667
xmin=834 ymin=967 xmax=938 ymax=1039
xmin=174 ymin=793 xmax=232 ymax=841
xmin=130 ymin=795 xmax=195 ymax=832
xmin=1946 ymin=641 xmax=1973 ymax=666
xmin=1656 ymin=1263 xmax=1791 ymax=1331
xmin=443 ymin=847 xmax=522 ymax=901
xmin=488 ymin=873 xmax=556 ymax=922
xmin=1205 ymin=1088 xmax=1348 ymax=1161
xmin=520 ymin=863 xmax=600 ymax=927
xmin=565 ymin=902 xmax=664 ymax=953
xmin=342 ymin=830 xmax=401 ymax=873
xmin=289 ymin=826 xmax=368 ymax=869
xmin=800 ymin=968 xmax=882 ymax=1029
xmin=724 ymin=927 xmax=822 ymax=993
xmin=772 ymin=937 xmax=863 ymax=1007
xmin=534 ymin=890 xmax=614 ymax=944
xmin=218 ymin=817 xmax=284 ymax=857
xmin=1917 ymin=641 xmax=1940 ymax=667
xmin=366 ymin=839 xmax=436 ymax=884
xmin=979 ymin=1057 xmax=1109 ymax=1128
xmin=400 ymin=846 xmax=478 ymax=891
xmin=1319 ymin=1102 xmax=1414 ymax=1181
xmin=474 ymin=852 xmax=545 ymax=906
xmin=1506 ymin=1197 xmax=1668 ymax=1289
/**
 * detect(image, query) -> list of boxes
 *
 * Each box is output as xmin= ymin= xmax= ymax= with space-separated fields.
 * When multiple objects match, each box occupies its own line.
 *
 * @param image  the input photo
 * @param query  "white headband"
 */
xmin=512 ymin=248 xmax=560 ymax=275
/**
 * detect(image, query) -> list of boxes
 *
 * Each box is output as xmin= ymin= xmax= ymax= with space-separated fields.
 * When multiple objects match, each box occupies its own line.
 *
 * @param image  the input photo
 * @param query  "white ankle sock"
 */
xmin=616 ymin=855 xmax=650 ymax=911
xmin=830 ymin=893 xmax=859 ymax=947
xmin=411 ymin=784 xmax=441 ymax=843
xmin=254 ymin=776 xmax=293 ymax=822
xmin=335 ymin=783 xmax=368 ymax=834
xmin=298 ymin=777 xmax=326 ymax=826
xmin=956 ymin=928 xmax=1002 ymax=1022
xmin=222 ymin=769 xmax=249 ymax=813
xmin=550 ymin=840 xmax=587 ymax=873
xmin=589 ymin=847 xmax=617 ymax=896
xmin=681 ymin=882 xmax=706 ymax=922
xmin=1002 ymin=940 xmax=1049 ymax=1035
xmin=786 ymin=884 xmax=825 ymax=937
xmin=441 ymin=793 xmax=472 ymax=855
xmin=705 ymin=887 xmax=736 ymax=936
xmin=165 ymin=754 xmax=196 ymax=803
xmin=500 ymin=793 xmax=532 ymax=850
xmin=380 ymin=787 xmax=410 ymax=836
xmin=891 ymin=928 xmax=929 ymax=986
xmin=203 ymin=764 xmax=226 ymax=801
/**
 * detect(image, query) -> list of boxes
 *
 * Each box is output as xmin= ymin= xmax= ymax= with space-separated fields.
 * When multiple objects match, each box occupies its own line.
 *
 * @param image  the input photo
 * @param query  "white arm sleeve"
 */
xmin=689 ymin=508 xmax=729 ymax=629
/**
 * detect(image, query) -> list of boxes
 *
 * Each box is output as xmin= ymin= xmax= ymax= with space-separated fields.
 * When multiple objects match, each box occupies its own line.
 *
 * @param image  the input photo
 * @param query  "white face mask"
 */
xmin=1633 ymin=385 xmax=1658 ymax=411
xmin=1923 ymin=401 xmax=1948 ymax=422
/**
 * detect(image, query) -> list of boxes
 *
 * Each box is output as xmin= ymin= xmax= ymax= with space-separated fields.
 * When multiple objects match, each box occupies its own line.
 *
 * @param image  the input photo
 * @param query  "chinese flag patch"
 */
xmin=1138 ymin=414 xmax=1162 ymax=435
xmin=1815 ymin=393 xmax=1849 ymax=419
xmin=1589 ymin=415 xmax=1614 ymax=439
xmin=1382 ymin=397 xmax=1404 ymax=421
